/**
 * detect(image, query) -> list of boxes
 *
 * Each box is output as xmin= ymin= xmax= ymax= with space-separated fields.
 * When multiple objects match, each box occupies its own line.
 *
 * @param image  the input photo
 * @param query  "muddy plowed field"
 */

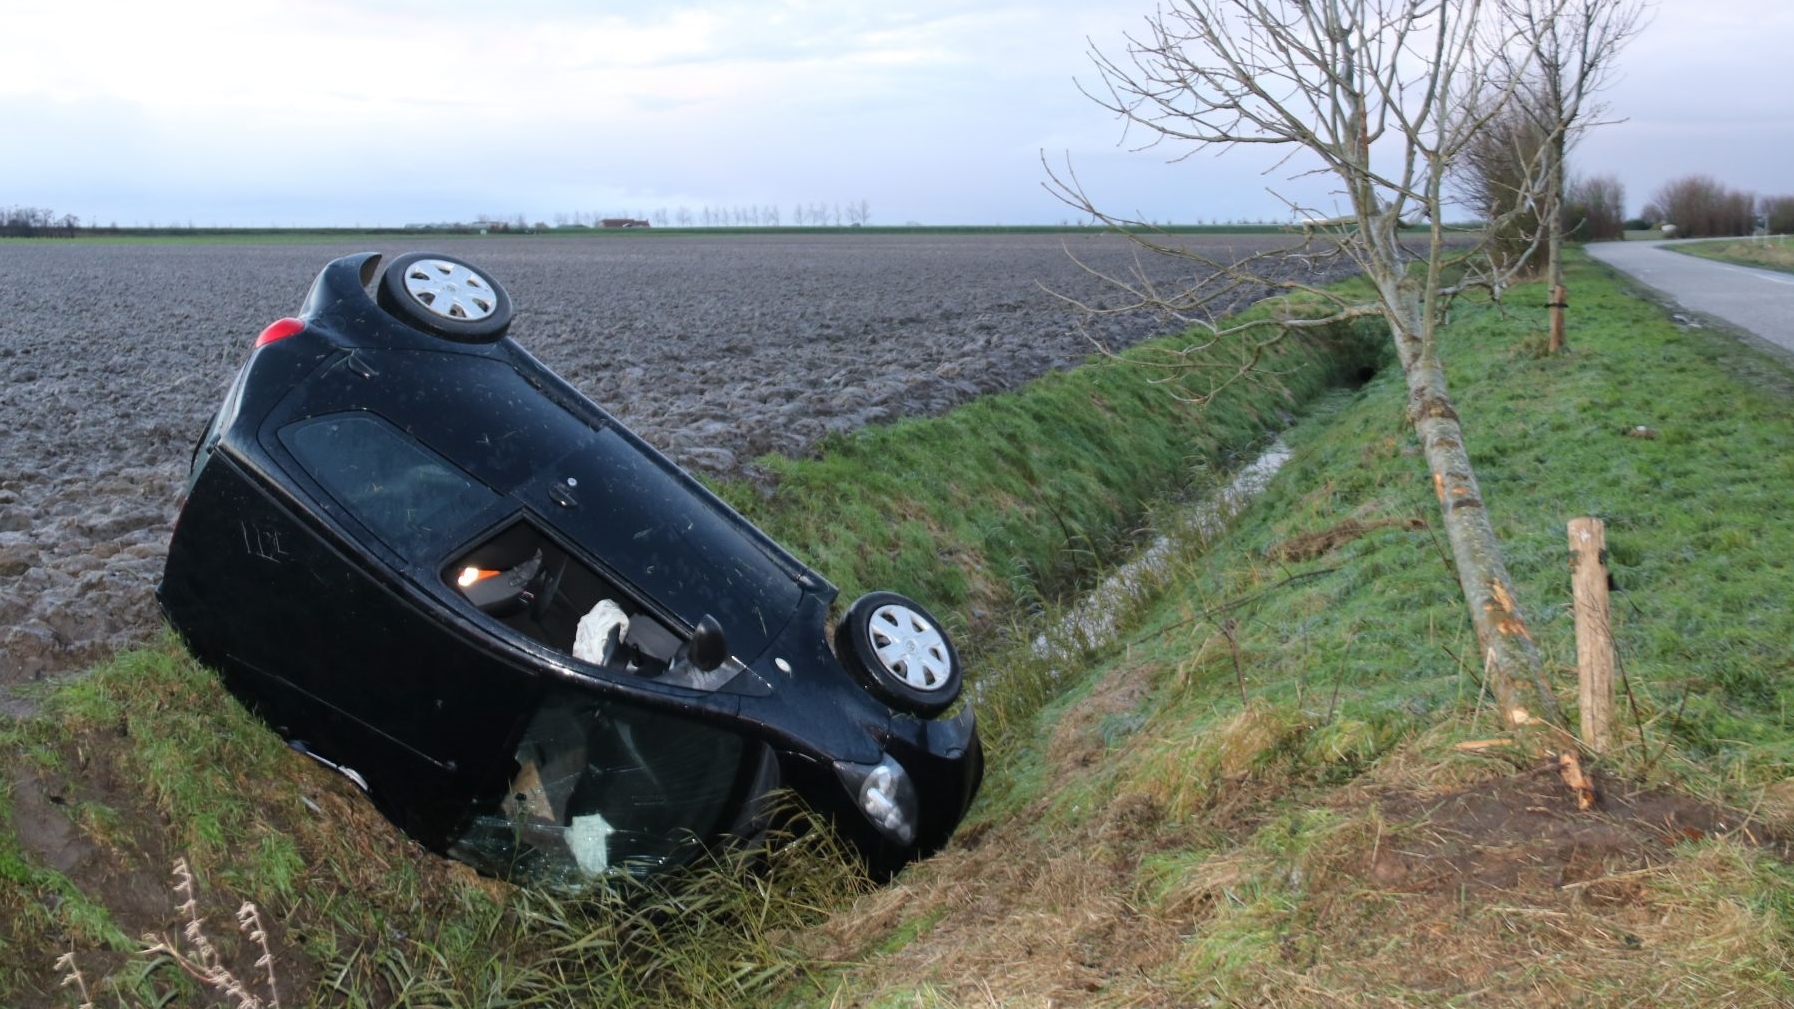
xmin=0 ymin=232 xmax=1345 ymax=690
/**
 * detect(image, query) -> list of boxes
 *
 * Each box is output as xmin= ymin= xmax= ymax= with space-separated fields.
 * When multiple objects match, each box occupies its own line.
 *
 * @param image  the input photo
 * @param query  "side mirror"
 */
xmin=688 ymin=615 xmax=728 ymax=672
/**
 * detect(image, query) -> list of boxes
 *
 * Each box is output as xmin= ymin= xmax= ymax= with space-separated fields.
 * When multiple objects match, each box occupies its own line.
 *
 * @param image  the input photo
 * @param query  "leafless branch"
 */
xmin=1055 ymin=0 xmax=1627 ymax=734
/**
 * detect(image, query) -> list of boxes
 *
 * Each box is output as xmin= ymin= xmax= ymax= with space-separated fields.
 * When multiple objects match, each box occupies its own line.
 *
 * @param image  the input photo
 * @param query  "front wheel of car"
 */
xmin=376 ymin=251 xmax=514 ymax=342
xmin=838 ymin=592 xmax=962 ymax=716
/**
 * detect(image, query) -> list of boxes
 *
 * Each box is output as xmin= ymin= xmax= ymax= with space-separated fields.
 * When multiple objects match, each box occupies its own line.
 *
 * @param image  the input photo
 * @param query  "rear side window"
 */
xmin=283 ymin=413 xmax=501 ymax=560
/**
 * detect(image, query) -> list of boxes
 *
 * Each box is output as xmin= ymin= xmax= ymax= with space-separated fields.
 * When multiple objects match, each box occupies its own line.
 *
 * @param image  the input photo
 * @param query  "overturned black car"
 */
xmin=159 ymin=252 xmax=981 ymax=884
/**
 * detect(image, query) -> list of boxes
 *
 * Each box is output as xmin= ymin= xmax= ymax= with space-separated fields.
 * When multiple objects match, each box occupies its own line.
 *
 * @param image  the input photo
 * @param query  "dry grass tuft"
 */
xmin=139 ymin=857 xmax=282 ymax=1008
xmin=804 ymin=797 xmax=1193 ymax=1007
xmin=1123 ymin=704 xmax=1312 ymax=822
xmin=1044 ymin=661 xmax=1158 ymax=783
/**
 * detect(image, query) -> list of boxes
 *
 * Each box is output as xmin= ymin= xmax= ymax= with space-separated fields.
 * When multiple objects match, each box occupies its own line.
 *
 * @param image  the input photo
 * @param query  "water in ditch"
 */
xmin=1032 ymin=435 xmax=1293 ymax=666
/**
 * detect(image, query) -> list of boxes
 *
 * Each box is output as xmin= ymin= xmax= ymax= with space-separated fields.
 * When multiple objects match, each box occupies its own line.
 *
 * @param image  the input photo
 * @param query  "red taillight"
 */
xmin=254 ymin=317 xmax=306 ymax=347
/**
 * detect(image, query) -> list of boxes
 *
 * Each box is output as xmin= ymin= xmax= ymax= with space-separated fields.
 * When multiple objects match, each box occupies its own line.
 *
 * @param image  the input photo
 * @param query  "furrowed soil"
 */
xmin=0 ymin=232 xmax=1350 ymax=694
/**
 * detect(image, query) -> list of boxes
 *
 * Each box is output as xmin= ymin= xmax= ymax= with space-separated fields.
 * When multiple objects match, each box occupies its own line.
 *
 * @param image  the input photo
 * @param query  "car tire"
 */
xmin=376 ymin=252 xmax=513 ymax=342
xmin=838 ymin=592 xmax=962 ymax=716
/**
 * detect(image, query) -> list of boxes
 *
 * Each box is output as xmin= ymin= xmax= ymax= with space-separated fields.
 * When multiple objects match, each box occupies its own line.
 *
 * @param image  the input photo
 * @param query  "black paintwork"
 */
xmin=159 ymin=252 xmax=981 ymax=880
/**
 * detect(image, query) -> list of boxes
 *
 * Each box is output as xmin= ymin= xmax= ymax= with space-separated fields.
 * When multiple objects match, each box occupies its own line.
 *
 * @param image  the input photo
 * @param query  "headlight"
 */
xmin=833 ymin=754 xmax=918 ymax=846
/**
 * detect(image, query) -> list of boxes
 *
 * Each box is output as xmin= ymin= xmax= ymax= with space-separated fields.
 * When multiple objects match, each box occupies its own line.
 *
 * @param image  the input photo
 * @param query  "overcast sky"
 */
xmin=1 ymin=0 xmax=1785 ymax=228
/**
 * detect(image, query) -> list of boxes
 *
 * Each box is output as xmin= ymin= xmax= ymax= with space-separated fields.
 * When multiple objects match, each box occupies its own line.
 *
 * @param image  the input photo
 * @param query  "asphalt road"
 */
xmin=1586 ymin=240 xmax=1794 ymax=353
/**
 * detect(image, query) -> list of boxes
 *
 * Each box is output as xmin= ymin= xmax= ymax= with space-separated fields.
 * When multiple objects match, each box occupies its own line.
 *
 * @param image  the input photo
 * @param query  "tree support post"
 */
xmin=1568 ymin=517 xmax=1615 ymax=753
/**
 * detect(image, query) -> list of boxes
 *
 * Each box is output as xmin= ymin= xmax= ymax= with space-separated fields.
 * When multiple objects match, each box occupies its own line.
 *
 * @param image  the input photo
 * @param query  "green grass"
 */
xmin=9 ymin=248 xmax=1794 ymax=1006
xmin=1676 ymin=236 xmax=1794 ymax=274
xmin=712 ymin=305 xmax=1380 ymax=630
xmin=1073 ymin=252 xmax=1794 ymax=794
xmin=803 ymin=252 xmax=1794 ymax=1006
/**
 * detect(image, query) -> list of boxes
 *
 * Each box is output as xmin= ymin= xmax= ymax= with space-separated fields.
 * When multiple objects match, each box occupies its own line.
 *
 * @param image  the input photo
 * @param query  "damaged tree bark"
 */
xmin=1408 ymin=370 xmax=1561 ymax=728
xmin=1394 ymin=291 xmax=1563 ymax=730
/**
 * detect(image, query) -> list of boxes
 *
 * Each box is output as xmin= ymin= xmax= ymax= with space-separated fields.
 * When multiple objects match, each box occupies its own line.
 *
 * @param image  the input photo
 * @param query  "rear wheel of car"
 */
xmin=376 ymin=252 xmax=513 ymax=342
xmin=838 ymin=592 xmax=962 ymax=716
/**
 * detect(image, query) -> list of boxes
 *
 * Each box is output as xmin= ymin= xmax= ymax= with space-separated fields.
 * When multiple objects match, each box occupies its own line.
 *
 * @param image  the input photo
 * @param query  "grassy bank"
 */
xmin=714 ymin=306 xmax=1381 ymax=631
xmin=0 ymin=285 xmax=1375 ymax=1004
xmin=1677 ymin=235 xmax=1794 ymax=274
xmin=7 ymin=251 xmax=1793 ymax=1005
xmin=804 ymin=252 xmax=1794 ymax=1005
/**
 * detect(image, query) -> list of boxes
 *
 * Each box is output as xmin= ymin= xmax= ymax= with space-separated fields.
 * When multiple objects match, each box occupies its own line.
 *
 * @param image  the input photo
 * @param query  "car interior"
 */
xmin=446 ymin=520 xmax=686 ymax=676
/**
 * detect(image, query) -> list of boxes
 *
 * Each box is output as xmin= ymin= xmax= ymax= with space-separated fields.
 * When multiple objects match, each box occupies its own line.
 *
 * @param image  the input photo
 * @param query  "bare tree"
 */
xmin=1492 ymin=0 xmax=1649 ymax=352
xmin=1650 ymin=174 xmax=1756 ymax=237
xmin=1 ymin=205 xmax=61 ymax=237
xmin=1453 ymin=85 xmax=1554 ymax=274
xmin=1763 ymin=195 xmax=1794 ymax=235
xmin=1563 ymin=172 xmax=1624 ymax=240
xmin=1053 ymin=0 xmax=1569 ymax=732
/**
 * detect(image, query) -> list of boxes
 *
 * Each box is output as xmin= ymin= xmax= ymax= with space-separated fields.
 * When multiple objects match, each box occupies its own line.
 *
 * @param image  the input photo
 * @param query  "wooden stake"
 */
xmin=1568 ymin=518 xmax=1615 ymax=753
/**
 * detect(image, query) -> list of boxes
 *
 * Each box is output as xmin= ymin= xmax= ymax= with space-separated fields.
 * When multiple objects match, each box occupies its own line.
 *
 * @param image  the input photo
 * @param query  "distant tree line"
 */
xmin=2 ymin=206 xmax=83 ymax=237
xmin=1461 ymin=146 xmax=1791 ymax=254
xmin=1641 ymin=175 xmax=1793 ymax=238
xmin=1454 ymin=93 xmax=1630 ymax=273
xmin=1767 ymin=196 xmax=1794 ymax=236
xmin=546 ymin=201 xmax=871 ymax=230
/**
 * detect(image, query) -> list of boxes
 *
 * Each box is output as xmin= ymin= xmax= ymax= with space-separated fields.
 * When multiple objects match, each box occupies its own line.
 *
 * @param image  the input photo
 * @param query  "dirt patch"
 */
xmin=0 ymin=233 xmax=1357 ymax=692
xmin=809 ymin=755 xmax=1793 ymax=1006
xmin=1370 ymin=768 xmax=1790 ymax=894
xmin=7 ymin=743 xmax=314 ymax=1007
xmin=2 ymin=722 xmax=479 ymax=1006
xmin=11 ymin=749 xmax=179 ymax=931
xmin=1266 ymin=515 xmax=1426 ymax=563
xmin=1044 ymin=661 xmax=1157 ymax=785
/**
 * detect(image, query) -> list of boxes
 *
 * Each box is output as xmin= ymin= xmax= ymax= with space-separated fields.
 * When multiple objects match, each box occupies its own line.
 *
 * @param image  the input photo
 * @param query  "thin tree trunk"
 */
xmin=1391 ymin=289 xmax=1564 ymax=729
xmin=1546 ymin=130 xmax=1568 ymax=354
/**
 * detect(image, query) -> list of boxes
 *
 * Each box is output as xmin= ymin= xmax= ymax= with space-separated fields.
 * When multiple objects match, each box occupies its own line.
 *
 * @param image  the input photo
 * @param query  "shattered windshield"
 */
xmin=448 ymin=683 xmax=767 ymax=885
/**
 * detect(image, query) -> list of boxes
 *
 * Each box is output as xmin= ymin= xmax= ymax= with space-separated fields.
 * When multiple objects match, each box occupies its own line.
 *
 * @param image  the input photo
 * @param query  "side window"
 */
xmin=283 ymin=413 xmax=501 ymax=560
